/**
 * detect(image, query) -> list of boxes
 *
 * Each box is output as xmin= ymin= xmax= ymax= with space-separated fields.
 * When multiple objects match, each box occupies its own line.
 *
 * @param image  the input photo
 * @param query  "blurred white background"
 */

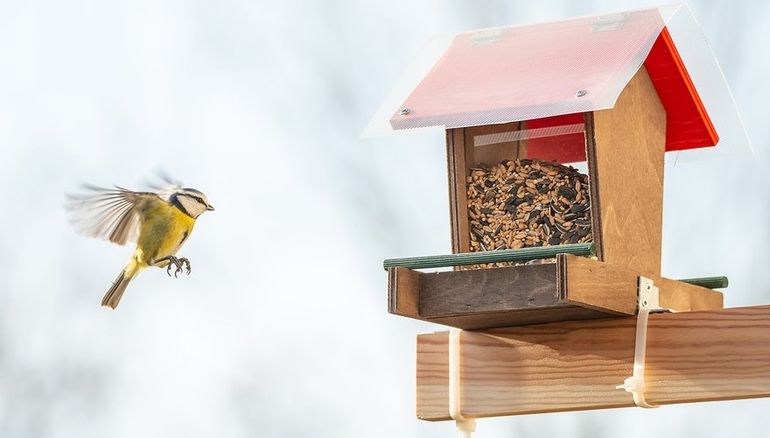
xmin=0 ymin=1 xmax=768 ymax=437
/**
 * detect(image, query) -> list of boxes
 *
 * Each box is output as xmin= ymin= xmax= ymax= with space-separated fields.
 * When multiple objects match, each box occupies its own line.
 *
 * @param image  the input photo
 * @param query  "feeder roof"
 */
xmin=366 ymin=5 xmax=750 ymax=156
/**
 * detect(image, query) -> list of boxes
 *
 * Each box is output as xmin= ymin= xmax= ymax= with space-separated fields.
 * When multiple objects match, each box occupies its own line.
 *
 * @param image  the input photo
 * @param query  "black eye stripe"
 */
xmin=179 ymin=193 xmax=206 ymax=204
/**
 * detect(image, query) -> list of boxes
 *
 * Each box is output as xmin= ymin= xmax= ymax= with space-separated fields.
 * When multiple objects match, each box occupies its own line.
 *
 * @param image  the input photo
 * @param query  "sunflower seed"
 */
xmin=464 ymin=158 xmax=593 ymax=269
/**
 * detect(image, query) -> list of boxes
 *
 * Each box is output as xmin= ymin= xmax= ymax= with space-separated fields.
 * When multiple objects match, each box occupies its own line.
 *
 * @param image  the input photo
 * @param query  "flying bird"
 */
xmin=66 ymin=181 xmax=214 ymax=309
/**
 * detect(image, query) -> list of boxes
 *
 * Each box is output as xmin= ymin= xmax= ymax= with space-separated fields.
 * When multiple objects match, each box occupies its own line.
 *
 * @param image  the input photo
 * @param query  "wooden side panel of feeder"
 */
xmin=446 ymin=128 xmax=470 ymax=254
xmin=387 ymin=265 xmax=420 ymax=317
xmin=585 ymin=67 xmax=666 ymax=276
xmin=416 ymin=305 xmax=770 ymax=420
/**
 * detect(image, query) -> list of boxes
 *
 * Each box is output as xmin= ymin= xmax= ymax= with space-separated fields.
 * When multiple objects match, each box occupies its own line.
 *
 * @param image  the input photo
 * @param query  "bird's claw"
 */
xmin=164 ymin=256 xmax=192 ymax=278
xmin=166 ymin=261 xmax=176 ymax=277
xmin=180 ymin=258 xmax=191 ymax=275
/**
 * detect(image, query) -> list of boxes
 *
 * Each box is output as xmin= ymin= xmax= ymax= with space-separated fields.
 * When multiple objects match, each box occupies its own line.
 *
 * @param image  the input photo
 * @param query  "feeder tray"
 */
xmin=387 ymin=252 xmax=723 ymax=329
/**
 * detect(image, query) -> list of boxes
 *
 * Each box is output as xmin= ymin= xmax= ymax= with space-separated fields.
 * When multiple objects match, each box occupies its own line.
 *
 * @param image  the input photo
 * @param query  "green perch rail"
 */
xmin=675 ymin=276 xmax=729 ymax=289
xmin=383 ymin=243 xmax=595 ymax=270
xmin=383 ymin=243 xmax=728 ymax=290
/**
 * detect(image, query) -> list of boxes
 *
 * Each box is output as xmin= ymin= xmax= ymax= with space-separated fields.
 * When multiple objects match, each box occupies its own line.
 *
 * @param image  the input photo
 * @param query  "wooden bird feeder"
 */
xmin=372 ymin=5 xmax=768 ymax=427
xmin=384 ymin=6 xmax=724 ymax=329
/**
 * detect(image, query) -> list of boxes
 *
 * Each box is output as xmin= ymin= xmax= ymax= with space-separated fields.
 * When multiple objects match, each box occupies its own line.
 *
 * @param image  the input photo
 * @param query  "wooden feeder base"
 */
xmin=416 ymin=305 xmax=770 ymax=420
xmin=388 ymin=254 xmax=723 ymax=330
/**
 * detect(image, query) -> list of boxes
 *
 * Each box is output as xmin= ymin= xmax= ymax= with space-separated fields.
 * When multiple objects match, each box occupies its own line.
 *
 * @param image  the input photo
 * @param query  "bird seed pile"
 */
xmin=466 ymin=159 xmax=592 ymax=268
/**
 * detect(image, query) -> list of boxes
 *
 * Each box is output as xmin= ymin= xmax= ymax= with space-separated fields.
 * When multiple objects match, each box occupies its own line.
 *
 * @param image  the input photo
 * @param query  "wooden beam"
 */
xmin=416 ymin=305 xmax=770 ymax=420
xmin=586 ymin=67 xmax=666 ymax=277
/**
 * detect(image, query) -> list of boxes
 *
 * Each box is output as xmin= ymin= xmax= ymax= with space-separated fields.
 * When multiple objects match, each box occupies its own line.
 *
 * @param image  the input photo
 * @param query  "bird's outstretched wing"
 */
xmin=65 ymin=185 xmax=162 ymax=246
xmin=148 ymin=172 xmax=183 ymax=203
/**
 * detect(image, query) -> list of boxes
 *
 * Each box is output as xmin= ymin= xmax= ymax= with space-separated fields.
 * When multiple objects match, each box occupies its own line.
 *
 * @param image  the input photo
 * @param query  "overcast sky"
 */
xmin=0 ymin=1 xmax=769 ymax=437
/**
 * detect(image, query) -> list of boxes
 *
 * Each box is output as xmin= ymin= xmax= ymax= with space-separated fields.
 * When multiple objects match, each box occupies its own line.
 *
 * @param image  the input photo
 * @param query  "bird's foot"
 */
xmin=180 ymin=258 xmax=191 ymax=275
xmin=162 ymin=256 xmax=192 ymax=278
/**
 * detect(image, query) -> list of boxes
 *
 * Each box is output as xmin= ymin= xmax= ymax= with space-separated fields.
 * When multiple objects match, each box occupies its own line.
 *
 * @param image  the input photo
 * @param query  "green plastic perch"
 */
xmin=383 ymin=244 xmax=728 ymax=290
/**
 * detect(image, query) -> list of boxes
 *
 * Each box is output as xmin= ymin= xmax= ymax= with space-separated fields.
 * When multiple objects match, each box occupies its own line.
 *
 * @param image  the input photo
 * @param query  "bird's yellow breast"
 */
xmin=135 ymin=201 xmax=196 ymax=266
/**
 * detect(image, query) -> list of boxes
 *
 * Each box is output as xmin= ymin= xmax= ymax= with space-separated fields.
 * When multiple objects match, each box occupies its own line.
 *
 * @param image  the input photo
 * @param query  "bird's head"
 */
xmin=170 ymin=188 xmax=215 ymax=219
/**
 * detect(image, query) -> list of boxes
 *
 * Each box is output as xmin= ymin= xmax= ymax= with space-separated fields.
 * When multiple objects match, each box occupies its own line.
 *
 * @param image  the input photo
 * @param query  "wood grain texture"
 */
xmin=388 ymin=257 xmax=722 ymax=330
xmin=387 ymin=267 xmax=421 ymax=319
xmin=419 ymin=264 xmax=559 ymax=316
xmin=657 ymin=276 xmax=723 ymax=311
xmin=561 ymin=254 xmax=638 ymax=315
xmin=584 ymin=111 xmax=604 ymax=262
xmin=416 ymin=305 xmax=770 ymax=420
xmin=446 ymin=128 xmax=470 ymax=255
xmin=423 ymin=307 xmax=611 ymax=331
xmin=587 ymin=67 xmax=666 ymax=277
xmin=561 ymin=254 xmax=723 ymax=314
xmin=388 ymin=261 xmax=616 ymax=329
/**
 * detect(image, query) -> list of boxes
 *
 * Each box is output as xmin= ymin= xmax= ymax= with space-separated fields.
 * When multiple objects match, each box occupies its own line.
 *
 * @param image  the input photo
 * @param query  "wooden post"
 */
xmin=416 ymin=305 xmax=770 ymax=420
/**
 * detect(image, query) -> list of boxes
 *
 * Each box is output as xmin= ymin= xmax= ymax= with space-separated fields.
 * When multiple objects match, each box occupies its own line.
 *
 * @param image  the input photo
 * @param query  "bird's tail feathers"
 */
xmin=102 ymin=269 xmax=132 ymax=309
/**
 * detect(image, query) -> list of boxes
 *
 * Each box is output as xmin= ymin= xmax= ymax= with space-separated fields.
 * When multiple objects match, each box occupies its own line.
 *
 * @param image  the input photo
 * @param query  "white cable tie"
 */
xmin=616 ymin=276 xmax=672 ymax=409
xmin=616 ymin=306 xmax=658 ymax=408
xmin=449 ymin=328 xmax=476 ymax=438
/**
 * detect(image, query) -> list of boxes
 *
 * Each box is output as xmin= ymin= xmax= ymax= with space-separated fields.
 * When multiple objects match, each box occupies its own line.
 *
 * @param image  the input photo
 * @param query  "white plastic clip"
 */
xmin=449 ymin=328 xmax=476 ymax=438
xmin=616 ymin=276 xmax=668 ymax=408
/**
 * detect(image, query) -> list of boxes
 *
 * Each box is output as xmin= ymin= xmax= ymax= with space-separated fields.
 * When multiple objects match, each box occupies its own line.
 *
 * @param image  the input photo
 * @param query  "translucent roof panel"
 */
xmin=663 ymin=5 xmax=752 ymax=162
xmin=387 ymin=7 xmax=676 ymax=131
xmin=364 ymin=4 xmax=750 ymax=161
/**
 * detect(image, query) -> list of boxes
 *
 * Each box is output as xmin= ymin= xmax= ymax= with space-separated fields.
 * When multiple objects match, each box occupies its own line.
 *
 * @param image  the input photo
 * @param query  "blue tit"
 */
xmin=66 ymin=183 xmax=214 ymax=309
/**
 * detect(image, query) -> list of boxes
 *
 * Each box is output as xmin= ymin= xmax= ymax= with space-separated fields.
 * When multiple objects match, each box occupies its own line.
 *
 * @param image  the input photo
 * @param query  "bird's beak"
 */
xmin=207 ymin=205 xmax=215 ymax=211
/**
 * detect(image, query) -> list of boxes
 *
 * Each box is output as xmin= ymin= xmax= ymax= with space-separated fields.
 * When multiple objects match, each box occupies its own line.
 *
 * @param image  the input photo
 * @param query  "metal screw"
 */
xmin=575 ymin=89 xmax=587 ymax=98
xmin=400 ymin=108 xmax=411 ymax=116
xmin=642 ymin=300 xmax=648 ymax=307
